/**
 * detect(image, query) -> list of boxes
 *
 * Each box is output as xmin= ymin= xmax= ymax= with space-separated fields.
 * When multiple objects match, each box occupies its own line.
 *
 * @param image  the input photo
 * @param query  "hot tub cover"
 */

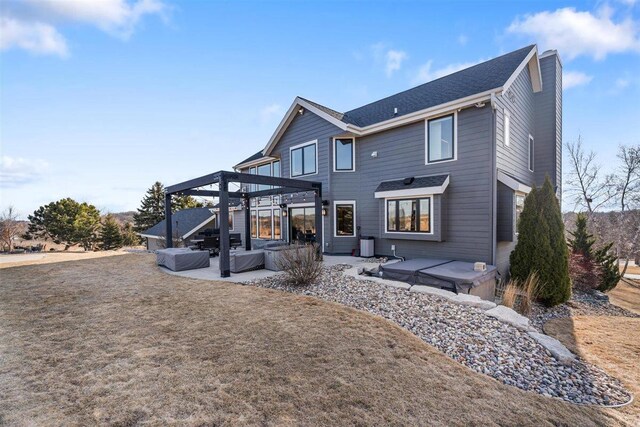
xmin=416 ymin=261 xmax=497 ymax=293
xmin=380 ymin=259 xmax=451 ymax=284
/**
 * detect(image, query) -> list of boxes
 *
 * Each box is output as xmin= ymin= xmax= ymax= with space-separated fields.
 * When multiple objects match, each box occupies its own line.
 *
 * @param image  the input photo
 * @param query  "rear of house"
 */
xmin=233 ymin=45 xmax=562 ymax=277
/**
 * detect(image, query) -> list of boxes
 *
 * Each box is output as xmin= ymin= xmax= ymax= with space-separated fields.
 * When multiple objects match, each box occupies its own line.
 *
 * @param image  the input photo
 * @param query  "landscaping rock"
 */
xmin=527 ymin=332 xmax=576 ymax=365
xmin=485 ymin=305 xmax=534 ymax=331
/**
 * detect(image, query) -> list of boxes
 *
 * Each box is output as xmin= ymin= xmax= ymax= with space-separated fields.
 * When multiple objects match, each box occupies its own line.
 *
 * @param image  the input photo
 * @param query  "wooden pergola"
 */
xmin=165 ymin=171 xmax=323 ymax=278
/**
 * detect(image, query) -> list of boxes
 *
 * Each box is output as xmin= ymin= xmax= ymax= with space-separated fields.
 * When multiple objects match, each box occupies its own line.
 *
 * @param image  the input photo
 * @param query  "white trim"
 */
xmin=425 ymin=112 xmax=457 ymax=165
xmin=503 ymin=108 xmax=511 ymax=147
xmin=234 ymin=156 xmax=278 ymax=170
xmin=503 ymin=46 xmax=542 ymax=94
xmin=528 ymin=134 xmax=535 ymax=172
xmin=289 ymin=140 xmax=318 ymax=178
xmin=374 ymin=176 xmax=449 ymax=199
xmin=139 ymin=233 xmax=158 ymax=239
xmin=332 ymin=137 xmax=356 ymax=172
xmin=347 ymin=90 xmax=497 ymax=136
xmin=383 ymin=195 xmax=434 ymax=236
xmin=263 ymin=97 xmax=348 ymax=156
xmin=333 ymin=200 xmax=356 ymax=237
xmin=539 ymin=49 xmax=563 ymax=67
xmin=497 ymin=171 xmax=532 ymax=194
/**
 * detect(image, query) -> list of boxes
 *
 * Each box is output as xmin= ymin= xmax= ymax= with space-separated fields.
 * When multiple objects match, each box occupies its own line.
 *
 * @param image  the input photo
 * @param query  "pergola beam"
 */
xmin=166 ymin=172 xmax=222 ymax=194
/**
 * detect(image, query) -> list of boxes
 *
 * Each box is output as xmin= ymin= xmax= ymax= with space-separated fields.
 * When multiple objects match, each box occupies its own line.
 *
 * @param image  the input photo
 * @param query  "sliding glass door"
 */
xmin=289 ymin=207 xmax=316 ymax=243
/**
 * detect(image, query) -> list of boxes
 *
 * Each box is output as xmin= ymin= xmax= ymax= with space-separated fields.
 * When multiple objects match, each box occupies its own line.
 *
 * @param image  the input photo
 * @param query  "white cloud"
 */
xmin=259 ymin=104 xmax=283 ymax=124
xmin=507 ymin=6 xmax=640 ymax=60
xmin=0 ymin=155 xmax=50 ymax=188
xmin=563 ymin=71 xmax=593 ymax=89
xmin=615 ymin=77 xmax=630 ymax=88
xmin=457 ymin=34 xmax=468 ymax=46
xmin=412 ymin=59 xmax=482 ymax=85
xmin=385 ymin=49 xmax=408 ymax=76
xmin=0 ymin=17 xmax=68 ymax=56
xmin=0 ymin=0 xmax=167 ymax=56
xmin=370 ymin=43 xmax=408 ymax=77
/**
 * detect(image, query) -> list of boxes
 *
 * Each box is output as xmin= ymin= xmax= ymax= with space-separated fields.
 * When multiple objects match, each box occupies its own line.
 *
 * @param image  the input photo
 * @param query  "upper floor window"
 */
xmin=504 ymin=109 xmax=511 ymax=147
xmin=528 ymin=135 xmax=534 ymax=171
xmin=386 ymin=197 xmax=431 ymax=233
xmin=334 ymin=138 xmax=355 ymax=172
xmin=427 ymin=114 xmax=456 ymax=164
xmin=291 ymin=141 xmax=317 ymax=177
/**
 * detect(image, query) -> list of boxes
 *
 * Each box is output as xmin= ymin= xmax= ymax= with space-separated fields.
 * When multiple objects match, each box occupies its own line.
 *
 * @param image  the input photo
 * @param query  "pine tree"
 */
xmin=594 ymin=243 xmax=621 ymax=292
xmin=568 ymin=213 xmax=596 ymax=258
xmin=121 ymin=222 xmax=141 ymax=246
xmin=100 ymin=214 xmax=123 ymax=250
xmin=133 ymin=182 xmax=204 ymax=233
xmin=510 ymin=176 xmax=571 ymax=306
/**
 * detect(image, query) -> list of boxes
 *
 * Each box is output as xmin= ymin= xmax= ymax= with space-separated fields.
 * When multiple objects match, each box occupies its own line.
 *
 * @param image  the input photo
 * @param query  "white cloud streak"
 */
xmin=507 ymin=6 xmax=640 ymax=60
xmin=0 ymin=0 xmax=167 ymax=56
xmin=412 ymin=59 xmax=482 ymax=85
xmin=0 ymin=155 xmax=50 ymax=188
xmin=259 ymin=104 xmax=283 ymax=124
xmin=385 ymin=49 xmax=408 ymax=76
xmin=563 ymin=71 xmax=593 ymax=89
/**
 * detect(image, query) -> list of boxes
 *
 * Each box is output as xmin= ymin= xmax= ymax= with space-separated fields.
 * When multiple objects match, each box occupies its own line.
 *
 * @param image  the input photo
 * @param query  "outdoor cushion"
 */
xmin=157 ymin=248 xmax=210 ymax=272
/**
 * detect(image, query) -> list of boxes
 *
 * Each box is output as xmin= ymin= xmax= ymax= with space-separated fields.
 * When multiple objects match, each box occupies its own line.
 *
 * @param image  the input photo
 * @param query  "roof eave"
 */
xmin=233 ymin=155 xmax=278 ymax=170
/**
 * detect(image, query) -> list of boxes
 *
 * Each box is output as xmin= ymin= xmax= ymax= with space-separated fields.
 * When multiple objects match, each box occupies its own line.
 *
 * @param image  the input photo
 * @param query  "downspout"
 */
xmin=490 ymin=93 xmax=498 ymax=266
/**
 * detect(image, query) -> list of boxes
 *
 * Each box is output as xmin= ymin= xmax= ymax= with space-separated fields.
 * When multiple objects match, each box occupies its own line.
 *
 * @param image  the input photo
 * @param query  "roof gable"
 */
xmin=140 ymin=207 xmax=214 ymax=238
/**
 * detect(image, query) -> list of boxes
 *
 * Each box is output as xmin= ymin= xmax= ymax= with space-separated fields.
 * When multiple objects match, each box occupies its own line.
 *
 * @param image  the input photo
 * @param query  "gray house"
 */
xmin=233 ymin=45 xmax=562 ymax=277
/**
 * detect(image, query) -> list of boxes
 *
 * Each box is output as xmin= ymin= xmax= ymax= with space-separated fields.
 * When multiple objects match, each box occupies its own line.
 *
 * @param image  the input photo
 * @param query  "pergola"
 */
xmin=165 ymin=170 xmax=323 ymax=278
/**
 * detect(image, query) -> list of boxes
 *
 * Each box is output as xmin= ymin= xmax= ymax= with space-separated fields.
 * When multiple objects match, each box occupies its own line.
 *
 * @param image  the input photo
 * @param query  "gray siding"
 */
xmin=534 ymin=54 xmax=562 ymax=193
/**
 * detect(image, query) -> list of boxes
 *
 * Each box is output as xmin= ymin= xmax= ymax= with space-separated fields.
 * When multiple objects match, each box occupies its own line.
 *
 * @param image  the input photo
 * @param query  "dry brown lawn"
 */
xmin=0 ymin=254 xmax=624 ymax=426
xmin=0 ymin=250 xmax=127 ymax=269
xmin=609 ymin=280 xmax=640 ymax=315
xmin=545 ymin=316 xmax=640 ymax=426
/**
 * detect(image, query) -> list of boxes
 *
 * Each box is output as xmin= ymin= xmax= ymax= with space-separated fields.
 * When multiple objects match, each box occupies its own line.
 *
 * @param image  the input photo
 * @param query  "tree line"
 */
xmin=2 ymin=181 xmax=204 ymax=252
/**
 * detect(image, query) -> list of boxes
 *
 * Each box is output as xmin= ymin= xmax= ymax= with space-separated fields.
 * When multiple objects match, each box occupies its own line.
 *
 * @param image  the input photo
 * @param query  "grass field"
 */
xmin=0 ymin=254 xmax=625 ymax=426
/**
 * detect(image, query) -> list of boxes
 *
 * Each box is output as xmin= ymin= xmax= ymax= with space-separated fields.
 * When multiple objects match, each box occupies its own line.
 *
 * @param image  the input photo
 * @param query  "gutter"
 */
xmin=490 ymin=93 xmax=498 ymax=266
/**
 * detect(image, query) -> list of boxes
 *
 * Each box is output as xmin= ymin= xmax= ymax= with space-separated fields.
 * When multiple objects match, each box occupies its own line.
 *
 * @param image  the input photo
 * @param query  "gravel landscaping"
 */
xmin=243 ymin=265 xmax=633 ymax=407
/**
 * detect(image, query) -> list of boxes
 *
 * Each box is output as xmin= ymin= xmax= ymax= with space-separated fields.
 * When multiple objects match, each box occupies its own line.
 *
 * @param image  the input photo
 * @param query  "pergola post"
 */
xmin=314 ymin=188 xmax=323 ymax=257
xmin=243 ymin=194 xmax=252 ymax=251
xmin=219 ymin=176 xmax=231 ymax=278
xmin=165 ymin=193 xmax=173 ymax=248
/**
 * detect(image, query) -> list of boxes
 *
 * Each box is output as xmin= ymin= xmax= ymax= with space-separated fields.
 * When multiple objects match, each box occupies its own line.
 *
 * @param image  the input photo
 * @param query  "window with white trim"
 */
xmin=291 ymin=142 xmax=317 ymax=177
xmin=528 ymin=135 xmax=534 ymax=171
xmin=386 ymin=197 xmax=431 ymax=233
xmin=250 ymin=211 xmax=257 ymax=238
xmin=515 ymin=193 xmax=525 ymax=234
xmin=334 ymin=138 xmax=355 ymax=171
xmin=258 ymin=210 xmax=272 ymax=239
xmin=427 ymin=114 xmax=455 ymax=163
xmin=334 ymin=202 xmax=355 ymax=236
xmin=504 ymin=109 xmax=511 ymax=147
xmin=251 ymin=208 xmax=281 ymax=240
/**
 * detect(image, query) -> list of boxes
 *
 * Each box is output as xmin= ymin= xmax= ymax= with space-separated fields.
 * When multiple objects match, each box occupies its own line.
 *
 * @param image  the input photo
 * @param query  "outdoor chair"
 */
xmin=203 ymin=236 xmax=220 ymax=257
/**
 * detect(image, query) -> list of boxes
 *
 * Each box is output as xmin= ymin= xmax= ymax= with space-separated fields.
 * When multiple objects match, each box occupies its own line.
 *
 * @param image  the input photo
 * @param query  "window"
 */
xmin=528 ymin=135 xmax=534 ymax=171
xmin=272 ymin=160 xmax=280 ymax=178
xmin=334 ymin=138 xmax=355 ymax=171
xmin=290 ymin=141 xmax=317 ymax=177
xmin=217 ymin=213 xmax=233 ymax=230
xmin=258 ymin=210 xmax=272 ymax=239
xmin=335 ymin=202 xmax=355 ymax=237
xmin=250 ymin=210 xmax=257 ymax=238
xmin=427 ymin=114 xmax=455 ymax=163
xmin=257 ymin=163 xmax=271 ymax=191
xmin=504 ymin=110 xmax=511 ymax=147
xmin=386 ymin=198 xmax=431 ymax=233
xmin=273 ymin=209 xmax=281 ymax=239
xmin=515 ymin=193 xmax=525 ymax=234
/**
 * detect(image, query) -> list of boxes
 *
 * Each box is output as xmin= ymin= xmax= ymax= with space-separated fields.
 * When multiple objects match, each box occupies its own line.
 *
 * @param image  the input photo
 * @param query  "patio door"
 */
xmin=289 ymin=207 xmax=316 ymax=243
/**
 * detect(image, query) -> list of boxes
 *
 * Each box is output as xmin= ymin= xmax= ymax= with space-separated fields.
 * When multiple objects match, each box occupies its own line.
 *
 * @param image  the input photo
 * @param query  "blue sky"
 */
xmin=1 ymin=0 xmax=639 ymax=218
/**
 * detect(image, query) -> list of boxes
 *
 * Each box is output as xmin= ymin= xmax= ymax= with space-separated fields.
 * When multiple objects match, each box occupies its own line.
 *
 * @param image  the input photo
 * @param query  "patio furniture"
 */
xmin=202 ymin=236 xmax=220 ymax=256
xmin=228 ymin=249 xmax=265 ymax=273
xmin=157 ymin=248 xmax=209 ymax=272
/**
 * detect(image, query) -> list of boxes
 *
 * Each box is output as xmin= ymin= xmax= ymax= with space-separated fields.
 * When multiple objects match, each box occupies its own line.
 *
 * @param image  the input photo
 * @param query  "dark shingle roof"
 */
xmin=299 ymin=97 xmax=346 ymax=122
xmin=141 ymin=208 xmax=214 ymax=238
xmin=237 ymin=150 xmax=265 ymax=166
xmin=375 ymin=175 xmax=449 ymax=193
xmin=342 ymin=45 xmax=534 ymax=127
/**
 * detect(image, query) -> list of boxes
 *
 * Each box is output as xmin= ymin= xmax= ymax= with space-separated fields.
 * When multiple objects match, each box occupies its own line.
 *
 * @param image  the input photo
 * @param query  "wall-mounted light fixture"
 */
xmin=298 ymin=107 xmax=305 ymax=115
xmin=322 ymin=208 xmax=328 ymax=216
xmin=371 ymin=151 xmax=378 ymax=158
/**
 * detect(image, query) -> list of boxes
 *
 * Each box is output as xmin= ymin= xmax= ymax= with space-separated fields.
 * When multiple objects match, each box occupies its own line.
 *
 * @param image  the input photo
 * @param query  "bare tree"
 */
xmin=565 ymin=136 xmax=617 ymax=213
xmin=0 ymin=206 xmax=21 ymax=252
xmin=616 ymin=145 xmax=640 ymax=213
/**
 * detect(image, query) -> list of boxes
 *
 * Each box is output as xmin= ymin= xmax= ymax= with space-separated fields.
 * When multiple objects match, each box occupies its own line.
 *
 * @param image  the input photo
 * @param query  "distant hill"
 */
xmin=109 ymin=211 xmax=136 ymax=225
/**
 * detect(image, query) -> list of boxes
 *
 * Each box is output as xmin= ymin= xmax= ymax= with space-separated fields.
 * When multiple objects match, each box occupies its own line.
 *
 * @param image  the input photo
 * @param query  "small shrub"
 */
xmin=500 ymin=281 xmax=518 ymax=309
xmin=275 ymin=243 xmax=322 ymax=286
xmin=498 ymin=272 xmax=540 ymax=316
xmin=568 ymin=252 xmax=602 ymax=291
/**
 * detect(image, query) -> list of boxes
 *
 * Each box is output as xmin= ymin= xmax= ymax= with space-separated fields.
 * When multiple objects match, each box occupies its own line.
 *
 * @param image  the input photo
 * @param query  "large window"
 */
xmin=335 ymin=202 xmax=355 ymax=237
xmin=251 ymin=209 xmax=281 ymax=240
xmin=250 ymin=211 xmax=257 ymax=238
xmin=258 ymin=210 xmax=272 ymax=239
xmin=528 ymin=135 xmax=534 ymax=171
xmin=257 ymin=163 xmax=271 ymax=191
xmin=273 ymin=209 xmax=281 ymax=240
xmin=386 ymin=198 xmax=431 ymax=233
xmin=427 ymin=114 xmax=455 ymax=163
xmin=334 ymin=138 xmax=355 ymax=171
xmin=291 ymin=141 xmax=317 ymax=177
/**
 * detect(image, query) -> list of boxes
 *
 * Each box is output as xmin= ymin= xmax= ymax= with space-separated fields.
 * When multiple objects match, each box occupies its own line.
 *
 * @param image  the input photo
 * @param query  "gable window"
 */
xmin=334 ymin=201 xmax=356 ymax=237
xmin=290 ymin=141 xmax=317 ymax=177
xmin=515 ymin=193 xmax=526 ymax=234
xmin=427 ymin=114 xmax=455 ymax=163
xmin=528 ymin=135 xmax=534 ymax=171
xmin=504 ymin=109 xmax=511 ymax=147
xmin=334 ymin=138 xmax=355 ymax=172
xmin=386 ymin=197 xmax=431 ymax=233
